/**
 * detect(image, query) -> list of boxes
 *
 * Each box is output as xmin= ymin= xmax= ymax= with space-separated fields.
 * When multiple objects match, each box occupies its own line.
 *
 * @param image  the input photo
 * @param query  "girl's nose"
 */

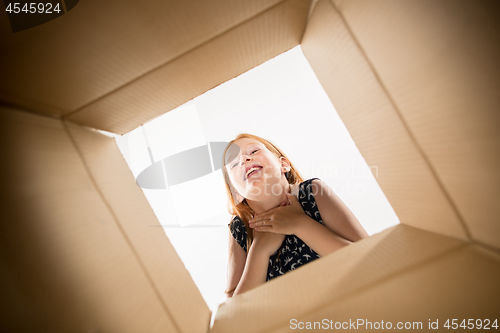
xmin=240 ymin=154 xmax=252 ymax=164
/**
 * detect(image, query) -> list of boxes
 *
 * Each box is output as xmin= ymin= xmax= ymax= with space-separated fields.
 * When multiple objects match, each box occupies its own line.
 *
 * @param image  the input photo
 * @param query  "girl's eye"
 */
xmin=251 ymin=149 xmax=259 ymax=154
xmin=231 ymin=161 xmax=239 ymax=169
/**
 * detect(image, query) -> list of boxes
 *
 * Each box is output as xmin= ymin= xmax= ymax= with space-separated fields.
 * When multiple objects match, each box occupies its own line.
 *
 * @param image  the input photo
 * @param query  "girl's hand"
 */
xmin=249 ymin=194 xmax=306 ymax=235
xmin=252 ymin=229 xmax=285 ymax=257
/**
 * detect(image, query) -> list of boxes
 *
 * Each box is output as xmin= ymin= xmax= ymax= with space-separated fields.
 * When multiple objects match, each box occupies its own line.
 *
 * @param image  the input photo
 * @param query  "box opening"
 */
xmin=114 ymin=45 xmax=399 ymax=312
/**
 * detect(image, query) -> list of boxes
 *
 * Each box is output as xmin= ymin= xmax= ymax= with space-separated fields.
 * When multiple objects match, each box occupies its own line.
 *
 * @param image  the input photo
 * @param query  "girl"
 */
xmin=223 ymin=134 xmax=368 ymax=297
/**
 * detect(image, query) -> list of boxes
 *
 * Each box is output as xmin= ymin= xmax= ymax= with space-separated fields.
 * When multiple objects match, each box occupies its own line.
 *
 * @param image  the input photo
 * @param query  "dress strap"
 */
xmin=297 ymin=178 xmax=324 ymax=225
xmin=229 ymin=216 xmax=248 ymax=252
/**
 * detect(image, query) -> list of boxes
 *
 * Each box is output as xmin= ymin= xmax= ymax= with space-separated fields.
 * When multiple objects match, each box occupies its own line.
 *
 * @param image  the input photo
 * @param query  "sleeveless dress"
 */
xmin=229 ymin=178 xmax=324 ymax=281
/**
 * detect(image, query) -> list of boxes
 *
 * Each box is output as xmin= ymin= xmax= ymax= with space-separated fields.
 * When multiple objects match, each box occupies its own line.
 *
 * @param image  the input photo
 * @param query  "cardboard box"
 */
xmin=1 ymin=0 xmax=499 ymax=331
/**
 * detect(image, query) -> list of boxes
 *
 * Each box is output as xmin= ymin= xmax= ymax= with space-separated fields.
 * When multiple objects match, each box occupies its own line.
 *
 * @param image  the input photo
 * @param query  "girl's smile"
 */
xmin=244 ymin=165 xmax=262 ymax=180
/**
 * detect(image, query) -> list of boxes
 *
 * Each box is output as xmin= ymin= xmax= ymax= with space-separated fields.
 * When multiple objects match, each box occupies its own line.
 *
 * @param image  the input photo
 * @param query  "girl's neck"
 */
xmin=246 ymin=181 xmax=291 ymax=215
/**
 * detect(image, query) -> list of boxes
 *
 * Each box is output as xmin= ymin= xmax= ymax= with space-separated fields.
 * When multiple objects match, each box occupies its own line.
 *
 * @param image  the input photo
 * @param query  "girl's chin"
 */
xmin=243 ymin=177 xmax=265 ymax=188
xmin=238 ymin=184 xmax=263 ymax=197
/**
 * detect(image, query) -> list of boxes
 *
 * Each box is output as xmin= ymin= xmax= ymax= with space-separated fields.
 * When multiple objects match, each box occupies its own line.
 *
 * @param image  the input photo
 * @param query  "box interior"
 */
xmin=1 ymin=0 xmax=499 ymax=332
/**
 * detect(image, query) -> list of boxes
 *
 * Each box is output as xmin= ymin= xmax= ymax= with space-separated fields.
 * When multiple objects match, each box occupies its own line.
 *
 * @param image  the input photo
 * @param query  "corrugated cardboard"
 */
xmin=0 ymin=0 xmax=283 ymax=116
xmin=211 ymin=225 xmax=470 ymax=332
xmin=0 ymin=107 xmax=196 ymax=332
xmin=0 ymin=0 xmax=311 ymax=134
xmin=66 ymin=0 xmax=312 ymax=134
xmin=331 ymin=0 xmax=500 ymax=252
xmin=301 ymin=0 xmax=469 ymax=241
xmin=267 ymin=244 xmax=500 ymax=333
xmin=64 ymin=121 xmax=210 ymax=332
xmin=1 ymin=0 xmax=499 ymax=332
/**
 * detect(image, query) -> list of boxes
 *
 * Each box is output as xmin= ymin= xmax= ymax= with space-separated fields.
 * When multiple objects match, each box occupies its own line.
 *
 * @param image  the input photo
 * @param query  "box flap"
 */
xmin=0 ymin=107 xmax=208 ymax=332
xmin=328 ymin=1 xmax=500 ymax=249
xmin=0 ymin=0 xmax=282 ymax=115
xmin=266 ymin=245 xmax=500 ymax=332
xmin=328 ymin=0 xmax=500 ymax=251
xmin=212 ymin=225 xmax=467 ymax=332
xmin=0 ymin=0 xmax=312 ymax=134
xmin=64 ymin=120 xmax=211 ymax=333
xmin=301 ymin=0 xmax=469 ymax=241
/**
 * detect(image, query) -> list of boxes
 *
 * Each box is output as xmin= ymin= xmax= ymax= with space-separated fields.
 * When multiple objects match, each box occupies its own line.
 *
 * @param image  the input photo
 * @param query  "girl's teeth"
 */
xmin=246 ymin=167 xmax=260 ymax=178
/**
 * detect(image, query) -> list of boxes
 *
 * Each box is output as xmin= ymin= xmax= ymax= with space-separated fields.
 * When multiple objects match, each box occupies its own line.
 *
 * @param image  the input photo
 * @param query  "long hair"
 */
xmin=222 ymin=133 xmax=304 ymax=251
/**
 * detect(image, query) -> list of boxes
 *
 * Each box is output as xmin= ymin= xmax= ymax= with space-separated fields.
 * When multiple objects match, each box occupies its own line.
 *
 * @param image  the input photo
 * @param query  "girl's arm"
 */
xmin=225 ymin=230 xmax=246 ymax=298
xmin=249 ymin=179 xmax=368 ymax=257
xmin=310 ymin=179 xmax=369 ymax=242
xmin=232 ymin=231 xmax=285 ymax=296
xmin=293 ymin=219 xmax=353 ymax=257
xmin=231 ymin=243 xmax=269 ymax=296
xmin=292 ymin=179 xmax=369 ymax=256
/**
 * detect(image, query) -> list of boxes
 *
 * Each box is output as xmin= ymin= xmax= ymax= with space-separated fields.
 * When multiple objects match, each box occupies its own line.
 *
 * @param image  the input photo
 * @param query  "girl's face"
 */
xmin=225 ymin=138 xmax=289 ymax=201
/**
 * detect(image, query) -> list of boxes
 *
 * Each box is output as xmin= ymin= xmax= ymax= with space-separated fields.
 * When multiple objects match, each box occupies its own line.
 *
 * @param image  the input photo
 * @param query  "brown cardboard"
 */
xmin=211 ymin=225 xmax=468 ymax=333
xmin=268 ymin=244 xmax=500 ymax=333
xmin=1 ymin=0 xmax=499 ymax=332
xmin=0 ymin=0 xmax=283 ymax=116
xmin=0 ymin=0 xmax=311 ymax=134
xmin=64 ymin=121 xmax=211 ymax=332
xmin=0 ymin=107 xmax=209 ymax=332
xmin=331 ymin=0 xmax=500 ymax=253
xmin=301 ymin=0 xmax=469 ymax=241
xmin=66 ymin=0 xmax=312 ymax=134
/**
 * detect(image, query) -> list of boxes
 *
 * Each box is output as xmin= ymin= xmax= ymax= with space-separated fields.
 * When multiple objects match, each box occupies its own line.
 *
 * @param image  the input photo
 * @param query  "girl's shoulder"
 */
xmin=290 ymin=178 xmax=320 ymax=199
xmin=295 ymin=178 xmax=325 ymax=225
xmin=229 ymin=215 xmax=244 ymax=229
xmin=229 ymin=215 xmax=247 ymax=252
